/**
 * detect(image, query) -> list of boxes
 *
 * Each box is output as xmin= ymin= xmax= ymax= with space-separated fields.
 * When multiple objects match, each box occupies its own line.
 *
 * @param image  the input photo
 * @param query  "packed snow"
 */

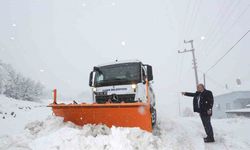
xmin=1 ymin=95 xmax=250 ymax=150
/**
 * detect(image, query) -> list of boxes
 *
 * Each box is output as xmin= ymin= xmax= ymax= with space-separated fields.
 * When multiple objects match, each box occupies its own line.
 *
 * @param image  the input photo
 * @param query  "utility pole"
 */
xmin=178 ymin=40 xmax=199 ymax=86
xmin=178 ymin=94 xmax=181 ymax=116
xmin=203 ymin=73 xmax=206 ymax=88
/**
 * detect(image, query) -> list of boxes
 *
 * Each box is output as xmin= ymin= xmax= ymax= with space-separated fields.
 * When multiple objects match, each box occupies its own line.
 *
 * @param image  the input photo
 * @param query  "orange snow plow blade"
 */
xmin=48 ymin=102 xmax=152 ymax=132
xmin=48 ymin=79 xmax=153 ymax=132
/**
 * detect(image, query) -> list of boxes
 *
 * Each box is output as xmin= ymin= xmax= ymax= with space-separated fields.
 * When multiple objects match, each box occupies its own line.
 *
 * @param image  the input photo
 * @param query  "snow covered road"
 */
xmin=1 ymin=95 xmax=250 ymax=150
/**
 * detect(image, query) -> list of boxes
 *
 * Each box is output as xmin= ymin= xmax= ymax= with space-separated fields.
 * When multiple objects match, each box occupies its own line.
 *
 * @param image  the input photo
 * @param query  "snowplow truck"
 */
xmin=48 ymin=60 xmax=157 ymax=132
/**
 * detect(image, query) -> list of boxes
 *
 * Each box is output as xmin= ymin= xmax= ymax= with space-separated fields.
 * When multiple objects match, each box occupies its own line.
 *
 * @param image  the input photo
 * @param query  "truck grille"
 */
xmin=95 ymin=94 xmax=136 ymax=104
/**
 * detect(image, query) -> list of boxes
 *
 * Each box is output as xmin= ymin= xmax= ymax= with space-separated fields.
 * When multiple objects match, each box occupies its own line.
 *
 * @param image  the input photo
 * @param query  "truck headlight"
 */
xmin=131 ymin=84 xmax=137 ymax=89
xmin=92 ymin=87 xmax=97 ymax=92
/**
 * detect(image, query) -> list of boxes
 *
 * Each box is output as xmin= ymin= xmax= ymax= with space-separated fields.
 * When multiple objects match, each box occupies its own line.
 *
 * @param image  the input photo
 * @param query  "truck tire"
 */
xmin=150 ymin=107 xmax=157 ymax=127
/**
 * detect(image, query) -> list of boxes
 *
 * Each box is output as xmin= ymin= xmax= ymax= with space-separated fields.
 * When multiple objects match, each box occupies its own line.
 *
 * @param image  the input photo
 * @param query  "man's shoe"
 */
xmin=204 ymin=137 xmax=215 ymax=143
xmin=203 ymin=136 xmax=209 ymax=141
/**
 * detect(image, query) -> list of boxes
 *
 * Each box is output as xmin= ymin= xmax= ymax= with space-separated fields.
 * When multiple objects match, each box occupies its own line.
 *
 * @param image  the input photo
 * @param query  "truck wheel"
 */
xmin=151 ymin=107 xmax=157 ymax=127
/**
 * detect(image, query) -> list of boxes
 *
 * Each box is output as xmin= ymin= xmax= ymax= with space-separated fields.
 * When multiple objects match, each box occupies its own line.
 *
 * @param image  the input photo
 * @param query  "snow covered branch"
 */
xmin=0 ymin=60 xmax=45 ymax=101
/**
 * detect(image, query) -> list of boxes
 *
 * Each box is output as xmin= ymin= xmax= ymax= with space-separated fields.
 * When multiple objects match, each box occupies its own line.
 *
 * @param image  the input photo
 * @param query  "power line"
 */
xmin=183 ymin=0 xmax=193 ymax=39
xmin=201 ymin=0 xmax=242 ymax=58
xmin=203 ymin=3 xmax=250 ymax=61
xmin=187 ymin=0 xmax=203 ymax=39
xmin=177 ymin=0 xmax=193 ymax=85
xmin=206 ymin=29 xmax=250 ymax=73
xmin=198 ymin=0 xmax=240 ymax=54
xmin=185 ymin=0 xmax=197 ymax=37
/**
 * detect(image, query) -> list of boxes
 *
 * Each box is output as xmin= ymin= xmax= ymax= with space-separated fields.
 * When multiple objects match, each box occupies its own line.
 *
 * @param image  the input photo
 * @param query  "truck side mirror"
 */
xmin=146 ymin=65 xmax=153 ymax=81
xmin=89 ymin=71 xmax=94 ymax=86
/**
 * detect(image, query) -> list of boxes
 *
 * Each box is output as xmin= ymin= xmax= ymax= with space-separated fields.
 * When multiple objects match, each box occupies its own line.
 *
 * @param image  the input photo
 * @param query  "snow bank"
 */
xmin=1 ymin=116 xmax=161 ymax=150
xmin=30 ymin=121 xmax=160 ymax=150
xmin=2 ymin=115 xmax=250 ymax=150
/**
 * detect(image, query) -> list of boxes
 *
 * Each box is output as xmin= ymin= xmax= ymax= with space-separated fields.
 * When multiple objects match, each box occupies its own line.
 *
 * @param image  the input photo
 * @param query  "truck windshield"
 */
xmin=94 ymin=63 xmax=141 ymax=87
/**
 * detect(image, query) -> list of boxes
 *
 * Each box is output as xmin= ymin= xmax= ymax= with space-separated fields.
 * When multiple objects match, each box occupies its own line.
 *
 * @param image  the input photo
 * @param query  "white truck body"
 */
xmin=89 ymin=60 xmax=156 ymax=125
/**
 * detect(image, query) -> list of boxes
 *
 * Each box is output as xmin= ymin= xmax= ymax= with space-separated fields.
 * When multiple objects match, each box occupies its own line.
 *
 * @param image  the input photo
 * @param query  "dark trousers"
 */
xmin=200 ymin=114 xmax=214 ymax=138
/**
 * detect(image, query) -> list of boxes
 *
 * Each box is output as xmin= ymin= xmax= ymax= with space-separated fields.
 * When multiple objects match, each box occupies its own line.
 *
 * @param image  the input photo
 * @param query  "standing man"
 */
xmin=182 ymin=84 xmax=215 ymax=143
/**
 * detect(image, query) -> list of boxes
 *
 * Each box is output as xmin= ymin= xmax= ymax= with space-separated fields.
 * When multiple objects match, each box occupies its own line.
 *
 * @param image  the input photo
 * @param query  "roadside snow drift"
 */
xmin=1 ymin=116 xmax=161 ymax=150
xmin=1 ymin=95 xmax=250 ymax=150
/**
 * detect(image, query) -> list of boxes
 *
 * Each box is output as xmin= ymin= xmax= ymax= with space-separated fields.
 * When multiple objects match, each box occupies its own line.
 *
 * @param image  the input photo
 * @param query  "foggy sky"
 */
xmin=1 ymin=0 xmax=250 ymax=116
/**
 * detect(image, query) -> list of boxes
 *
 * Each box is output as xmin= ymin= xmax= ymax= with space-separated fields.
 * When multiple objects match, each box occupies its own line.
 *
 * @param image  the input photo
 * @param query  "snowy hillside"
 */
xmin=1 ymin=95 xmax=250 ymax=150
xmin=0 ymin=95 xmax=50 ymax=136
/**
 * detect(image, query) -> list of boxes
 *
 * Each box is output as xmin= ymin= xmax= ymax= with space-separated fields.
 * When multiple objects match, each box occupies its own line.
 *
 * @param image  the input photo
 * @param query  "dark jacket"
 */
xmin=184 ymin=90 xmax=214 ymax=116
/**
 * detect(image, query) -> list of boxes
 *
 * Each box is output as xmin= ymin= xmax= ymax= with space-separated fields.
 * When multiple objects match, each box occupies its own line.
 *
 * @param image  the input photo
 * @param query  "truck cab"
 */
xmin=89 ymin=60 xmax=157 ymax=126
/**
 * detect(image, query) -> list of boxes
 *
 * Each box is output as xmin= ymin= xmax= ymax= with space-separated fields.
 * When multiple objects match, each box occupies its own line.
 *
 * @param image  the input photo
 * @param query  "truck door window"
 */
xmin=96 ymin=73 xmax=104 ymax=82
